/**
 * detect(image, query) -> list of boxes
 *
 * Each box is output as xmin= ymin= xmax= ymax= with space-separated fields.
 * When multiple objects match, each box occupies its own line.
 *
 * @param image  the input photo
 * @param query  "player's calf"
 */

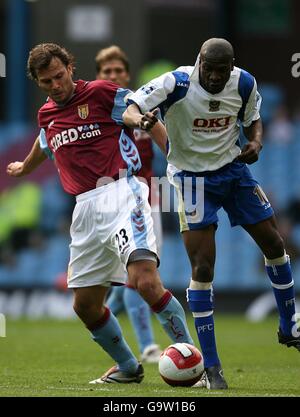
xmin=128 ymin=254 xmax=194 ymax=346
xmin=265 ymin=253 xmax=298 ymax=338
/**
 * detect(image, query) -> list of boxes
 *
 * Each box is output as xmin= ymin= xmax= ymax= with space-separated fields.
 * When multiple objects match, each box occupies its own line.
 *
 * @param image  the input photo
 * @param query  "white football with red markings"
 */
xmin=158 ymin=343 xmax=204 ymax=387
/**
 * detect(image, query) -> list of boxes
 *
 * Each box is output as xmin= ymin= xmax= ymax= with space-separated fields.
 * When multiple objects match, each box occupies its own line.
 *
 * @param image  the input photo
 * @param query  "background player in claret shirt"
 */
xmin=124 ymin=38 xmax=300 ymax=390
xmin=95 ymin=45 xmax=163 ymax=364
xmin=6 ymin=43 xmax=194 ymax=385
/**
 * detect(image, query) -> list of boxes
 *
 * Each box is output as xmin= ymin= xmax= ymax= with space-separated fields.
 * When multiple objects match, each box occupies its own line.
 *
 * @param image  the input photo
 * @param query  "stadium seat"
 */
xmin=259 ymin=83 xmax=284 ymax=125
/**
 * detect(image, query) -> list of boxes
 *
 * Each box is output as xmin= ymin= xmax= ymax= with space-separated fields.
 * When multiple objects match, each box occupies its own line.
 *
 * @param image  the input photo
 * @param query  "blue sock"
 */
xmin=89 ymin=307 xmax=138 ymax=373
xmin=265 ymin=256 xmax=296 ymax=336
xmin=124 ymin=286 xmax=154 ymax=353
xmin=187 ymin=287 xmax=220 ymax=369
xmin=152 ymin=291 xmax=194 ymax=345
xmin=106 ymin=286 xmax=125 ymax=316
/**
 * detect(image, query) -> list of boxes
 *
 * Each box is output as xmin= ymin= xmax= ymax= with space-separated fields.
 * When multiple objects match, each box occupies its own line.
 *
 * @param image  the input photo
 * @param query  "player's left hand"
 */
xmin=236 ymin=141 xmax=262 ymax=164
xmin=139 ymin=108 xmax=159 ymax=131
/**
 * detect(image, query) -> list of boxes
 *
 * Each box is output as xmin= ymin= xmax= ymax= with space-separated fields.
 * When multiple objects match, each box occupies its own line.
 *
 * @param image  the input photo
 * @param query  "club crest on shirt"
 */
xmin=78 ymin=104 xmax=89 ymax=119
xmin=209 ymin=100 xmax=220 ymax=112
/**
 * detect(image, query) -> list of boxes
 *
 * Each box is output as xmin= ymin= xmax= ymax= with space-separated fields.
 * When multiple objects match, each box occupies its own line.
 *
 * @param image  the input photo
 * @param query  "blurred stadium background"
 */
xmin=1 ymin=0 xmax=300 ymax=319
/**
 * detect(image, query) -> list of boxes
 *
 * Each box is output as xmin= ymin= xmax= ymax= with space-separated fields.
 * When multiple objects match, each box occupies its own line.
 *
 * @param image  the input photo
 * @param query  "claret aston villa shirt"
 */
xmin=38 ymin=80 xmax=141 ymax=195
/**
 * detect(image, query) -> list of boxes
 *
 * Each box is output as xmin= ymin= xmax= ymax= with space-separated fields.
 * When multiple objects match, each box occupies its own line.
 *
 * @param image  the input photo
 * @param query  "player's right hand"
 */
xmin=6 ymin=161 xmax=26 ymax=177
xmin=236 ymin=141 xmax=262 ymax=164
xmin=139 ymin=108 xmax=159 ymax=131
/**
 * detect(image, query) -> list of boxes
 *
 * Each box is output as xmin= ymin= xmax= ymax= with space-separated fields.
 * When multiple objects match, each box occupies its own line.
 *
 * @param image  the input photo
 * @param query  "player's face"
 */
xmin=199 ymin=57 xmax=233 ymax=94
xmin=36 ymin=57 xmax=75 ymax=104
xmin=97 ymin=59 xmax=130 ymax=88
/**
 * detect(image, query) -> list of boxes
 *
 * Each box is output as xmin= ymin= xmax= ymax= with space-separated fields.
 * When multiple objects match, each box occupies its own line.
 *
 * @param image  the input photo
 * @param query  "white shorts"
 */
xmin=67 ymin=176 xmax=158 ymax=288
xmin=112 ymin=176 xmax=163 ymax=279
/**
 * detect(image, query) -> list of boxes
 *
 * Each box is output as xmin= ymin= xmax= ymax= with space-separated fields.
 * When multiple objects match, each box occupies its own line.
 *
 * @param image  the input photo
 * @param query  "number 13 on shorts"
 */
xmin=115 ymin=228 xmax=130 ymax=254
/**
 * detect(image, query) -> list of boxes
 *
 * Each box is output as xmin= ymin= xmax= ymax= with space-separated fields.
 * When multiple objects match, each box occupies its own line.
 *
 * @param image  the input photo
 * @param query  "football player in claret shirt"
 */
xmin=7 ymin=43 xmax=194 ymax=384
xmin=95 ymin=45 xmax=163 ymax=364
xmin=124 ymin=38 xmax=300 ymax=389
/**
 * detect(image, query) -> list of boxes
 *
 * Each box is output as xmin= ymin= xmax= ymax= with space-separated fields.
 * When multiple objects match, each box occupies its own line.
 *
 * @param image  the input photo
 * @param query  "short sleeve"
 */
xmin=39 ymin=128 xmax=54 ymax=160
xmin=242 ymin=79 xmax=262 ymax=127
xmin=111 ymin=87 xmax=133 ymax=125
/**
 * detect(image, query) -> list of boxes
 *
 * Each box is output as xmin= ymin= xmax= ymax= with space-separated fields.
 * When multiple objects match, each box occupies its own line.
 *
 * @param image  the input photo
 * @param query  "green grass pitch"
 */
xmin=0 ymin=314 xmax=299 ymax=397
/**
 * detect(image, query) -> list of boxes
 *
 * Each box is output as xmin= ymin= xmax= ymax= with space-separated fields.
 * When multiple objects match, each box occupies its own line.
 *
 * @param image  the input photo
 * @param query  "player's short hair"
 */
xmin=27 ymin=43 xmax=75 ymax=80
xmin=95 ymin=45 xmax=129 ymax=73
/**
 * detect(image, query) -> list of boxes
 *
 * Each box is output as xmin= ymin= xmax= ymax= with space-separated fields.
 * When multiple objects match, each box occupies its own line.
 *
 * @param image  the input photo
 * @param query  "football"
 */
xmin=158 ymin=343 xmax=204 ymax=386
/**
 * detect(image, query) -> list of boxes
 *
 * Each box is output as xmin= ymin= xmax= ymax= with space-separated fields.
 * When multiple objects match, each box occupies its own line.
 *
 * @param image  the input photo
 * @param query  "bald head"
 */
xmin=198 ymin=38 xmax=234 ymax=94
xmin=200 ymin=38 xmax=234 ymax=62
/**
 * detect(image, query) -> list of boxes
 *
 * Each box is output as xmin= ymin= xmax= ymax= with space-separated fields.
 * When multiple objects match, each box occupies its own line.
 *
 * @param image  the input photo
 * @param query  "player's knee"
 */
xmin=264 ymin=234 xmax=285 ymax=259
xmin=128 ymin=260 xmax=157 ymax=287
xmin=73 ymin=301 xmax=84 ymax=318
xmin=134 ymin=268 xmax=164 ymax=302
xmin=136 ymin=275 xmax=157 ymax=296
xmin=73 ymin=298 xmax=93 ymax=318
xmin=193 ymin=263 xmax=214 ymax=283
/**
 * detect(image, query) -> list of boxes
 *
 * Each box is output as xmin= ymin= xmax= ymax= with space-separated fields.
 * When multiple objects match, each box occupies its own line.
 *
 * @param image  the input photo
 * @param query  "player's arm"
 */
xmin=124 ymin=104 xmax=167 ymax=154
xmin=237 ymin=118 xmax=263 ymax=164
xmin=148 ymin=117 xmax=168 ymax=155
xmin=6 ymin=136 xmax=47 ymax=177
xmin=123 ymin=102 xmax=159 ymax=130
xmin=237 ymin=78 xmax=263 ymax=165
xmin=123 ymin=72 xmax=177 ymax=154
xmin=123 ymin=72 xmax=174 ymax=130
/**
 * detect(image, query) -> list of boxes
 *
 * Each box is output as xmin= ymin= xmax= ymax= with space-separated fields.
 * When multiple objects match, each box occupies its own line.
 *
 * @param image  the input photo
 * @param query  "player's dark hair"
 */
xmin=27 ymin=43 xmax=75 ymax=80
xmin=95 ymin=45 xmax=129 ymax=73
